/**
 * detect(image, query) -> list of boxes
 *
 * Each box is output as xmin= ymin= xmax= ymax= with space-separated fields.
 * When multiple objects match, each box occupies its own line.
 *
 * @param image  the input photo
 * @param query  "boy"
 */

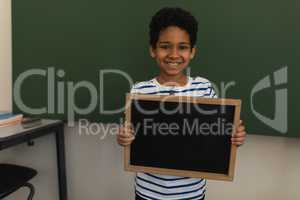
xmin=117 ymin=7 xmax=246 ymax=200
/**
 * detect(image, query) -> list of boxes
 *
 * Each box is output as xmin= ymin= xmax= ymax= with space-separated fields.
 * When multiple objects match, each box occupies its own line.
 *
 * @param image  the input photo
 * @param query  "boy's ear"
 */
xmin=190 ymin=47 xmax=196 ymax=59
xmin=149 ymin=46 xmax=156 ymax=58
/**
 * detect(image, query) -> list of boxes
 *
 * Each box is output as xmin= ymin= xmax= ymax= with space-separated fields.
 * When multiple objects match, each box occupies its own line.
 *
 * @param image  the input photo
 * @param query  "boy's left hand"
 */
xmin=231 ymin=120 xmax=246 ymax=146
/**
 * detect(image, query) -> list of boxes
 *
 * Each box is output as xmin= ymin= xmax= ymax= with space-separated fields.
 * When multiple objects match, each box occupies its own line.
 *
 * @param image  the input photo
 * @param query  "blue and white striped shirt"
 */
xmin=131 ymin=76 xmax=217 ymax=200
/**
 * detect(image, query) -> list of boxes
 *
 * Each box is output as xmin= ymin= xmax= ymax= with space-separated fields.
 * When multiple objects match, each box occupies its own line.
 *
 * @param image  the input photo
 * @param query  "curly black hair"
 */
xmin=149 ymin=7 xmax=198 ymax=48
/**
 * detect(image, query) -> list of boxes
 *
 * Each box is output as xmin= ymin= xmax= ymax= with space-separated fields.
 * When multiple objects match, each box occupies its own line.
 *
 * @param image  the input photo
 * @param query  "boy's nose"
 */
xmin=169 ymin=47 xmax=180 ymax=58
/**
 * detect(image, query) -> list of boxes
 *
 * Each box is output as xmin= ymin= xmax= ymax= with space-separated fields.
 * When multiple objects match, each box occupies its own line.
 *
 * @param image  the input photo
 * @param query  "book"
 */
xmin=0 ymin=112 xmax=15 ymax=119
xmin=0 ymin=113 xmax=23 ymax=127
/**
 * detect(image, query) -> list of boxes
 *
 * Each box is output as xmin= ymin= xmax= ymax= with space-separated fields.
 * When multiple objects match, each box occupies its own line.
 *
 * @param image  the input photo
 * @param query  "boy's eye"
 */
xmin=159 ymin=44 xmax=171 ymax=49
xmin=178 ymin=45 xmax=190 ymax=50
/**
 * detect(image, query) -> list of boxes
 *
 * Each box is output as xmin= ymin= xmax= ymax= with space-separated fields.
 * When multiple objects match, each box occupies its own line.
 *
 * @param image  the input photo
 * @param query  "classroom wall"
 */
xmin=0 ymin=0 xmax=12 ymax=111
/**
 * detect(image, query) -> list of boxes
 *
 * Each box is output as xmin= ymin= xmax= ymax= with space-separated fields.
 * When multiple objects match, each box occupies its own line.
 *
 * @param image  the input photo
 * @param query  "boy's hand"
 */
xmin=231 ymin=120 xmax=246 ymax=146
xmin=117 ymin=125 xmax=135 ymax=146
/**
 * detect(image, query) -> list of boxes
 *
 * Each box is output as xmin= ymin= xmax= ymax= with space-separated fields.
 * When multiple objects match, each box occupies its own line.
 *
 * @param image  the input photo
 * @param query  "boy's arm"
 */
xmin=116 ymin=84 xmax=138 ymax=147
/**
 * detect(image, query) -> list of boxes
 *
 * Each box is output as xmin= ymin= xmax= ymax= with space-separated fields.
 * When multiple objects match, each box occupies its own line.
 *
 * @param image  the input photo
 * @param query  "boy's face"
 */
xmin=150 ymin=26 xmax=196 ymax=77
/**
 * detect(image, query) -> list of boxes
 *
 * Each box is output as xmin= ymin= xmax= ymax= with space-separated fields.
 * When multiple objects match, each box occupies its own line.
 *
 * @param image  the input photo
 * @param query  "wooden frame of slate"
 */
xmin=124 ymin=94 xmax=241 ymax=181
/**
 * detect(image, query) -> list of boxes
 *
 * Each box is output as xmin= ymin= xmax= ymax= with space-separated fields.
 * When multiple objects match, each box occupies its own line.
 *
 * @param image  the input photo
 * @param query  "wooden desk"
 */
xmin=0 ymin=119 xmax=67 ymax=200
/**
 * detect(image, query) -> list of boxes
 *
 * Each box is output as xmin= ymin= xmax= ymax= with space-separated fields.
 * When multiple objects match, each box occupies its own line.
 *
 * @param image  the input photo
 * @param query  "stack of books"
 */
xmin=0 ymin=112 xmax=23 ymax=127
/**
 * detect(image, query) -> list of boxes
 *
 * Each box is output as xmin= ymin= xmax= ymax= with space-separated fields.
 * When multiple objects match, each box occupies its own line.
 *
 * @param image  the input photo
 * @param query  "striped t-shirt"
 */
xmin=131 ymin=76 xmax=217 ymax=200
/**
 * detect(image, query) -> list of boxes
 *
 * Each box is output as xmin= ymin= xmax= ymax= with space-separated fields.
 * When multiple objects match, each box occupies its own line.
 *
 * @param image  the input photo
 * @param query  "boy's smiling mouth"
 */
xmin=165 ymin=61 xmax=183 ymax=67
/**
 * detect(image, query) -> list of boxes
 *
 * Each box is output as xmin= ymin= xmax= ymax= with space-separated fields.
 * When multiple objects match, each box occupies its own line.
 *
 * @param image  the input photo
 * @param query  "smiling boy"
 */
xmin=117 ymin=7 xmax=246 ymax=200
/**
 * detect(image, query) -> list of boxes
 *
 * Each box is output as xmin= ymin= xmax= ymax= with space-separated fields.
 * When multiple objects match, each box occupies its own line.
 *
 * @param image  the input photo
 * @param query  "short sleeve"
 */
xmin=130 ymin=83 xmax=141 ymax=94
xmin=207 ymin=81 xmax=218 ymax=98
xmin=130 ymin=86 xmax=137 ymax=94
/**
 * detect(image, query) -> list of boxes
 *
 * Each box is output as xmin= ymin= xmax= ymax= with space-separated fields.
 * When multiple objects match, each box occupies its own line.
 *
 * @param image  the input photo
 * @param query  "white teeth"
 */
xmin=166 ymin=62 xmax=182 ymax=66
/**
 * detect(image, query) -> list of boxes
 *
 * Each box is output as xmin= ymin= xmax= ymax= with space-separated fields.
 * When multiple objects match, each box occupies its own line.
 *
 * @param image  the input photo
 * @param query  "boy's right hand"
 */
xmin=117 ymin=125 xmax=135 ymax=146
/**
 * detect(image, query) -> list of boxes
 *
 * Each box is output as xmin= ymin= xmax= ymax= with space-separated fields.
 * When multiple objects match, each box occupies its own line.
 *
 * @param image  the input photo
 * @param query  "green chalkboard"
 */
xmin=12 ymin=0 xmax=300 ymax=137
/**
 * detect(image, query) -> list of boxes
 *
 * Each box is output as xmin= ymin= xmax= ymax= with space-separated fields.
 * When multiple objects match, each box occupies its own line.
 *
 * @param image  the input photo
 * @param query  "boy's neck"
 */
xmin=156 ymin=74 xmax=188 ymax=87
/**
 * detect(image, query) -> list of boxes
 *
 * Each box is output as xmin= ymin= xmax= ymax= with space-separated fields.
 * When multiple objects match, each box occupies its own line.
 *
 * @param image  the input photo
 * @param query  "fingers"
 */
xmin=117 ymin=135 xmax=135 ymax=146
xmin=117 ymin=126 xmax=135 ymax=146
xmin=234 ymin=120 xmax=246 ymax=135
xmin=237 ymin=124 xmax=245 ymax=132
xmin=119 ymin=126 xmax=135 ymax=137
xmin=232 ymin=119 xmax=246 ymax=146
xmin=231 ymin=133 xmax=246 ymax=146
